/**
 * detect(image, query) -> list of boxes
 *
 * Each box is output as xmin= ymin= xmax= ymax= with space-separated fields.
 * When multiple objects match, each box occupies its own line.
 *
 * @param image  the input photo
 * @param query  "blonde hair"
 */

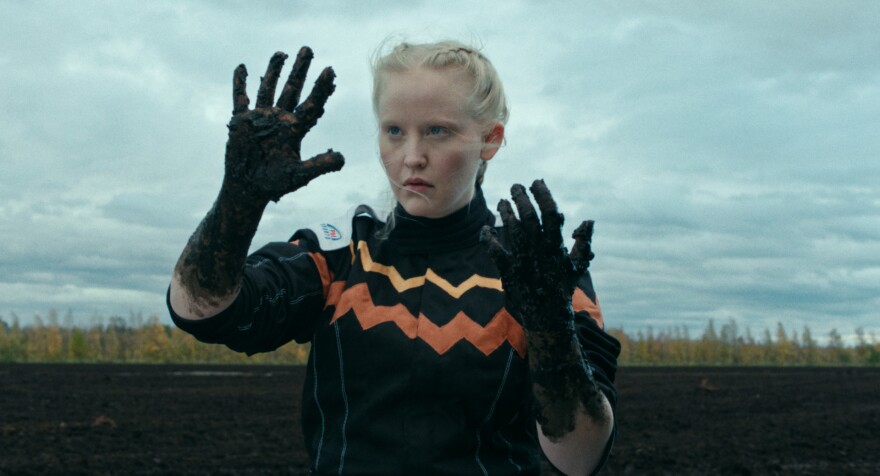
xmin=371 ymin=40 xmax=510 ymax=186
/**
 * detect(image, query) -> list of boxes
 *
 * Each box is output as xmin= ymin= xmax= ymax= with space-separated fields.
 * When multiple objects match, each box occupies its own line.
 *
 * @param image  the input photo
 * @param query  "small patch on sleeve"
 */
xmin=303 ymin=205 xmax=380 ymax=251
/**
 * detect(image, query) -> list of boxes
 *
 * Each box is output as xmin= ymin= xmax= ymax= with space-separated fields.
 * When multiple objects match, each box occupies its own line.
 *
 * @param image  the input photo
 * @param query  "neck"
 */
xmin=388 ymin=186 xmax=494 ymax=254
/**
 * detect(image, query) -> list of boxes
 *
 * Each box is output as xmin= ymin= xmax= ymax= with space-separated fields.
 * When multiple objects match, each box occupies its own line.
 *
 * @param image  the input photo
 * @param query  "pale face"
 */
xmin=376 ymin=67 xmax=500 ymax=218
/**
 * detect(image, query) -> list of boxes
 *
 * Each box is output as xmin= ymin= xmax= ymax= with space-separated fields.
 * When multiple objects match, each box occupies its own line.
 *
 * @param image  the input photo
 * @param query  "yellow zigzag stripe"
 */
xmin=356 ymin=241 xmax=503 ymax=298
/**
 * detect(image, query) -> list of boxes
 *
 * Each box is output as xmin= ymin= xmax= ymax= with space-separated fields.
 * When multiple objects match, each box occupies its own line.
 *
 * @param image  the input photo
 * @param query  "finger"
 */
xmin=480 ymin=225 xmax=513 ymax=276
xmin=497 ymin=197 xmax=529 ymax=257
xmin=569 ymin=220 xmax=595 ymax=271
xmin=276 ymin=46 xmax=314 ymax=111
xmin=255 ymin=51 xmax=288 ymax=109
xmin=290 ymin=149 xmax=346 ymax=186
xmin=530 ymin=179 xmax=564 ymax=250
xmin=292 ymin=67 xmax=337 ymax=136
xmin=510 ymin=183 xmax=541 ymax=243
xmin=232 ymin=64 xmax=249 ymax=115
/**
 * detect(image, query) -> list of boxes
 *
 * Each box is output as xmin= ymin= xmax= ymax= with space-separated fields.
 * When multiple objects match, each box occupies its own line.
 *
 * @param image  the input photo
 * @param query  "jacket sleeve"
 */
xmin=168 ymin=239 xmax=329 ymax=355
xmin=574 ymin=271 xmax=621 ymax=475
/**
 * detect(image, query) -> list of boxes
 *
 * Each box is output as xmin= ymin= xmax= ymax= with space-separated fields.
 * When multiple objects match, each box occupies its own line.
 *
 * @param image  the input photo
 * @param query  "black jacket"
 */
xmin=169 ymin=190 xmax=620 ymax=475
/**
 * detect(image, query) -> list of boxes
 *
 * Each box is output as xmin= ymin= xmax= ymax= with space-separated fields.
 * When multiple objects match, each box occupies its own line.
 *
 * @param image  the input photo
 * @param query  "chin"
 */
xmin=402 ymin=202 xmax=436 ymax=217
xmin=397 ymin=198 xmax=441 ymax=218
xmin=394 ymin=191 xmax=430 ymax=216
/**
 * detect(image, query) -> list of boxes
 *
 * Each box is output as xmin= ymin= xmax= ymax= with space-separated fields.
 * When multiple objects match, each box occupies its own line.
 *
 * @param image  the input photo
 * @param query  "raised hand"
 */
xmin=480 ymin=179 xmax=594 ymax=334
xmin=171 ymin=47 xmax=343 ymax=318
xmin=224 ymin=47 xmax=345 ymax=205
xmin=481 ymin=179 xmax=607 ymax=438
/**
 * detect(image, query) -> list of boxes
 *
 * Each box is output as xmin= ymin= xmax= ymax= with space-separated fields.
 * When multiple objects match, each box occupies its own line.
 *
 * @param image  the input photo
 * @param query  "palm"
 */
xmin=224 ymin=47 xmax=344 ymax=203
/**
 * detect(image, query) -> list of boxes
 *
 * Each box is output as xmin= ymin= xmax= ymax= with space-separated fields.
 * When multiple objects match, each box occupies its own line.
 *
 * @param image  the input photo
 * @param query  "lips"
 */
xmin=404 ymin=177 xmax=433 ymax=188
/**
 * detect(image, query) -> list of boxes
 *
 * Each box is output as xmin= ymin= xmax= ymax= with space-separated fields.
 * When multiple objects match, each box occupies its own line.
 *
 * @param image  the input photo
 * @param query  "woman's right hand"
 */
xmin=223 ymin=46 xmax=345 ymax=205
xmin=170 ymin=47 xmax=343 ymax=319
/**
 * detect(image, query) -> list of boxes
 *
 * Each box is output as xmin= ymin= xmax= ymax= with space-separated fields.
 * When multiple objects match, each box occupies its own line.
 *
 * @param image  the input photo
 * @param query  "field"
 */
xmin=1 ymin=364 xmax=878 ymax=475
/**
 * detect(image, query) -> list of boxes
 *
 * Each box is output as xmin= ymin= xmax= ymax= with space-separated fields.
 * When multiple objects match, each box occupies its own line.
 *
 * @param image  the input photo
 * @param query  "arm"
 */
xmin=169 ymin=47 xmax=344 ymax=320
xmin=481 ymin=180 xmax=614 ymax=475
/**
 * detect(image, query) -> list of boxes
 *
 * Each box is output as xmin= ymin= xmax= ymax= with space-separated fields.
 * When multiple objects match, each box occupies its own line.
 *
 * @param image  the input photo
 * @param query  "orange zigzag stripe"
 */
xmin=326 ymin=282 xmax=526 ymax=357
xmin=573 ymin=288 xmax=604 ymax=329
xmin=356 ymin=241 xmax=502 ymax=298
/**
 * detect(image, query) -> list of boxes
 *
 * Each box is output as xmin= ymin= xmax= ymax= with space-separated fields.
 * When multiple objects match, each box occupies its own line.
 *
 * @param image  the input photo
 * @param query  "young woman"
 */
xmin=169 ymin=41 xmax=620 ymax=475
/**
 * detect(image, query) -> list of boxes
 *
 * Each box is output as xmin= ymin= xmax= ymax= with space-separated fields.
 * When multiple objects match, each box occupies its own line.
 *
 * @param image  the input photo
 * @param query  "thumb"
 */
xmin=569 ymin=220 xmax=595 ymax=274
xmin=292 ymin=150 xmax=345 ymax=185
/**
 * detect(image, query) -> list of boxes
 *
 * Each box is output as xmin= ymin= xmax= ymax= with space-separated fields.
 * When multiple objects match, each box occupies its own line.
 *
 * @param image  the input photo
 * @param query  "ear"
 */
xmin=480 ymin=123 xmax=505 ymax=161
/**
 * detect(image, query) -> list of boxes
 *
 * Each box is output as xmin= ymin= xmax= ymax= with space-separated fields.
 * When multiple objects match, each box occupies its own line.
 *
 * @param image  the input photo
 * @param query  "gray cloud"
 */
xmin=1 ymin=1 xmax=877 ymax=344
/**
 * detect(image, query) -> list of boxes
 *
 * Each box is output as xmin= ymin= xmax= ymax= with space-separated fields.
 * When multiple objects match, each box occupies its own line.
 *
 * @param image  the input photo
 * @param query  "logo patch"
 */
xmin=320 ymin=223 xmax=343 ymax=241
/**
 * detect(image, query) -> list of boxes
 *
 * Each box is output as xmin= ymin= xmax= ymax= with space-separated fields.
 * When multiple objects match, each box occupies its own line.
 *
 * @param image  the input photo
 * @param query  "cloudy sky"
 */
xmin=1 ymin=1 xmax=877 ymax=343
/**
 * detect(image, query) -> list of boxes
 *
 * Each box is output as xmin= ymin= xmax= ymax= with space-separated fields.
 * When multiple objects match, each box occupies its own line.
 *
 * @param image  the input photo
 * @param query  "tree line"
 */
xmin=606 ymin=319 xmax=880 ymax=366
xmin=0 ymin=310 xmax=307 ymax=364
xmin=1 ymin=310 xmax=878 ymax=365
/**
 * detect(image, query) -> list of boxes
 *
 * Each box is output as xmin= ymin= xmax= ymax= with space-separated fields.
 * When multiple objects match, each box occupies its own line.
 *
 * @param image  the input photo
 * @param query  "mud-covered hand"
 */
xmin=224 ymin=47 xmax=345 ymax=205
xmin=480 ymin=179 xmax=594 ymax=334
xmin=172 ymin=47 xmax=343 ymax=317
xmin=480 ymin=179 xmax=605 ymax=439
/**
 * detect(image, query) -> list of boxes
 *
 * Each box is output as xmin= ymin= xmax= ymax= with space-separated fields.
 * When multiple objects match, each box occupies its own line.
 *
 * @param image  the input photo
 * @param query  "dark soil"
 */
xmin=1 ymin=364 xmax=878 ymax=475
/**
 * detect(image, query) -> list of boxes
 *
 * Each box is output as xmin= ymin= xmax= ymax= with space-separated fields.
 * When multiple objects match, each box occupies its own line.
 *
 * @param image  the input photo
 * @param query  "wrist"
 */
xmin=527 ymin=331 xmax=586 ymax=379
xmin=521 ymin=305 xmax=576 ymax=341
xmin=219 ymin=174 xmax=271 ymax=211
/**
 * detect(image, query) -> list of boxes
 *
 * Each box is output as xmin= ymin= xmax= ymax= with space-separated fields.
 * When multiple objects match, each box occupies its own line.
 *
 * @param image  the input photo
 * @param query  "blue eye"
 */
xmin=387 ymin=126 xmax=401 ymax=136
xmin=427 ymin=126 xmax=448 ymax=136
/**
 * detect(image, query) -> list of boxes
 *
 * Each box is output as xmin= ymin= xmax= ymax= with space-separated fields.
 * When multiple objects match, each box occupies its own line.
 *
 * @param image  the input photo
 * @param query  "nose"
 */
xmin=402 ymin=138 xmax=427 ymax=169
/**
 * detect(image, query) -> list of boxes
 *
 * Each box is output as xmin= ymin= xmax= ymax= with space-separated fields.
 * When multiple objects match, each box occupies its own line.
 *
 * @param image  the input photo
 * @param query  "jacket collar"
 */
xmin=390 ymin=186 xmax=495 ymax=254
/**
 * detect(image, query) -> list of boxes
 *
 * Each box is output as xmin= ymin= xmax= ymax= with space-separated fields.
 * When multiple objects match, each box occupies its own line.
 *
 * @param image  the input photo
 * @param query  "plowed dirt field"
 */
xmin=2 ymin=364 xmax=877 ymax=475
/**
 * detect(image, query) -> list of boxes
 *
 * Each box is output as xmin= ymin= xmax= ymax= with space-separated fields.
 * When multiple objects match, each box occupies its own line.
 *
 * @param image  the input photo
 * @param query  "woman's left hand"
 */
xmin=481 ymin=179 xmax=606 ymax=438
xmin=480 ymin=179 xmax=593 ymax=335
